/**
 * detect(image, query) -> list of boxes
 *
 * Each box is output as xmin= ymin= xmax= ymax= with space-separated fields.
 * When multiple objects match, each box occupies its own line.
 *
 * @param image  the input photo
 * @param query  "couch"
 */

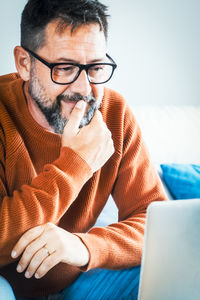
xmin=95 ymin=105 xmax=200 ymax=227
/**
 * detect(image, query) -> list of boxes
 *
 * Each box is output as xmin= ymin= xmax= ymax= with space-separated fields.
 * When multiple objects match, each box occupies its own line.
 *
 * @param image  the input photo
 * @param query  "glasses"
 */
xmin=23 ymin=47 xmax=117 ymax=85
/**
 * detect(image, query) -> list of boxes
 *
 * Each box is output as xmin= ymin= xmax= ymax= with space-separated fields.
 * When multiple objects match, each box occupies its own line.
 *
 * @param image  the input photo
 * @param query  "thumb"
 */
xmin=63 ymin=100 xmax=86 ymax=137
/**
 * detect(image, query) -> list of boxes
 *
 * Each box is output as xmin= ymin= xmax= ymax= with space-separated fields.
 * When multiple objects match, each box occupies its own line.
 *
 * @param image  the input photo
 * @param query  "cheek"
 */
xmin=50 ymin=86 xmax=68 ymax=100
xmin=91 ymin=85 xmax=104 ymax=103
xmin=37 ymin=66 xmax=69 ymax=99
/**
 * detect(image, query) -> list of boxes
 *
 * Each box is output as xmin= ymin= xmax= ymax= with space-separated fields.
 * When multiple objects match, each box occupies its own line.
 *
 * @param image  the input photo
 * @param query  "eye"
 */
xmin=53 ymin=65 xmax=77 ymax=75
xmin=90 ymin=65 xmax=104 ymax=72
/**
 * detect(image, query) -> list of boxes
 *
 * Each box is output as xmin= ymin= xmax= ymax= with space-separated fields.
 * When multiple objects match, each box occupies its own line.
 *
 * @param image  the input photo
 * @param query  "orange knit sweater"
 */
xmin=0 ymin=73 xmax=167 ymax=297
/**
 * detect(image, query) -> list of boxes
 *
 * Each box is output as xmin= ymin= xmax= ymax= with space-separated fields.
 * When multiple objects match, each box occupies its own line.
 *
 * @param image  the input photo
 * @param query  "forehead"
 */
xmin=41 ymin=21 xmax=107 ymax=60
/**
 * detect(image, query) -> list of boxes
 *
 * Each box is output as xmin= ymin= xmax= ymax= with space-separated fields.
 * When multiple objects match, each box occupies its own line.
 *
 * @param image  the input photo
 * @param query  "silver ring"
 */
xmin=43 ymin=246 xmax=51 ymax=256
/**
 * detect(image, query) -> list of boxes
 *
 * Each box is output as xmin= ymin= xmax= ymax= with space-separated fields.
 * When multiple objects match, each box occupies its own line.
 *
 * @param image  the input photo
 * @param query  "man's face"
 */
xmin=27 ymin=22 xmax=107 ymax=134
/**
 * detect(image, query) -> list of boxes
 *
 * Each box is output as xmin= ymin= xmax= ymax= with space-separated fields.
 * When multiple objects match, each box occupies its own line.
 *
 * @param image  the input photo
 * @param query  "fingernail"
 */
xmin=17 ymin=264 xmax=22 ymax=272
xmin=76 ymin=101 xmax=85 ymax=109
xmin=35 ymin=273 xmax=40 ymax=279
xmin=11 ymin=250 xmax=17 ymax=258
xmin=25 ymin=271 xmax=31 ymax=278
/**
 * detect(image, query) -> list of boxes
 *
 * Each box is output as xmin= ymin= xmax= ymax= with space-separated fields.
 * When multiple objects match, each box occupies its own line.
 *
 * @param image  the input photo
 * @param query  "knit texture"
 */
xmin=0 ymin=73 xmax=167 ymax=297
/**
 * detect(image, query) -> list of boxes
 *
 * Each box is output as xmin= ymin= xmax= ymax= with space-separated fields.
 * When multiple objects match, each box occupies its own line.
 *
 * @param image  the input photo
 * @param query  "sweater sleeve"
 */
xmin=75 ymin=105 xmax=167 ymax=270
xmin=0 ymin=146 xmax=92 ymax=267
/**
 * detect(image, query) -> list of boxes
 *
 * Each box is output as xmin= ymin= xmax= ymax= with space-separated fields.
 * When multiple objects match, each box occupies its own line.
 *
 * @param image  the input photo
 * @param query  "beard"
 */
xmin=28 ymin=65 xmax=102 ymax=134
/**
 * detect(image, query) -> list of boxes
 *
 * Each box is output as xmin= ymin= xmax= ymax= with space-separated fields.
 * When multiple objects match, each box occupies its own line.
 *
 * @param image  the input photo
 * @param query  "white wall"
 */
xmin=0 ymin=0 xmax=199 ymax=106
xmin=0 ymin=1 xmax=27 ymax=75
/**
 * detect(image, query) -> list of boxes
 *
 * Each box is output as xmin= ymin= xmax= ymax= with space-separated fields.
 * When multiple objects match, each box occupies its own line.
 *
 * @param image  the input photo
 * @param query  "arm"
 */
xmin=10 ymin=100 xmax=165 ymax=278
xmin=0 ymin=103 xmax=91 ymax=266
xmin=0 ymin=101 xmax=114 ymax=266
xmin=75 ymin=104 xmax=168 ymax=270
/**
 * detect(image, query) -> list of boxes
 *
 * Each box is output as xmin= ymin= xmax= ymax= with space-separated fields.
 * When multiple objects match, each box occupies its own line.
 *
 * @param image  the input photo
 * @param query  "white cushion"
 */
xmin=132 ymin=105 xmax=200 ymax=165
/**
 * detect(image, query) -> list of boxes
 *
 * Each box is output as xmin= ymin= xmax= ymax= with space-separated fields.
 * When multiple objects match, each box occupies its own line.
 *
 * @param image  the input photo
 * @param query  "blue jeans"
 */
xmin=7 ymin=266 xmax=140 ymax=300
xmin=0 ymin=275 xmax=16 ymax=300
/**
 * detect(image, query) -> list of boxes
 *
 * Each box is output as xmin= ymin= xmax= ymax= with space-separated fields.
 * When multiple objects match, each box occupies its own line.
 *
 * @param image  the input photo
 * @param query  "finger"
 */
xmin=16 ymin=237 xmax=47 ymax=273
xmin=63 ymin=100 xmax=86 ymax=136
xmin=11 ymin=225 xmax=44 ymax=259
xmin=83 ymin=109 xmax=103 ymax=131
xmin=23 ymin=247 xmax=52 ymax=279
xmin=91 ymin=109 xmax=103 ymax=122
xmin=34 ymin=251 xmax=60 ymax=279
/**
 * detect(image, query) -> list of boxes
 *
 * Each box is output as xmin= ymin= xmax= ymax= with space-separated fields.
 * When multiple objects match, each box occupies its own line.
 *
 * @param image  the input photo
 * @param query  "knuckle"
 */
xmin=107 ymin=129 xmax=112 ymax=138
xmin=32 ymin=256 xmax=40 ymax=267
xmin=105 ymin=133 xmax=111 ymax=142
xmin=95 ymin=109 xmax=101 ymax=116
xmin=46 ymin=222 xmax=54 ymax=229
xmin=106 ymin=128 xmax=111 ymax=135
xmin=37 ymin=264 xmax=48 ymax=277
xmin=107 ymin=140 xmax=114 ymax=154
xmin=25 ymin=244 xmax=33 ymax=255
xmin=42 ymin=259 xmax=52 ymax=270
xmin=23 ymin=232 xmax=33 ymax=243
xmin=46 ymin=225 xmax=54 ymax=235
xmin=99 ymin=123 xmax=107 ymax=134
xmin=45 ymin=223 xmax=54 ymax=231
xmin=95 ymin=110 xmax=103 ymax=121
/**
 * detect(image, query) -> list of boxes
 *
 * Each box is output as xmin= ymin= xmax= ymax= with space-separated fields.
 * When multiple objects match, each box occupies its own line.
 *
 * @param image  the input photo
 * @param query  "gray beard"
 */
xmin=28 ymin=70 xmax=101 ymax=134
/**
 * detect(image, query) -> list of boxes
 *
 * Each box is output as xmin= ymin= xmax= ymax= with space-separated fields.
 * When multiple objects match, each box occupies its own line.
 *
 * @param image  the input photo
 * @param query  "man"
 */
xmin=0 ymin=0 xmax=167 ymax=299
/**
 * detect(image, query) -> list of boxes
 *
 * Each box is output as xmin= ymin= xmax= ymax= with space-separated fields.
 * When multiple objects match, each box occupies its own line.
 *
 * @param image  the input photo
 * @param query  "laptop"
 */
xmin=138 ymin=199 xmax=200 ymax=300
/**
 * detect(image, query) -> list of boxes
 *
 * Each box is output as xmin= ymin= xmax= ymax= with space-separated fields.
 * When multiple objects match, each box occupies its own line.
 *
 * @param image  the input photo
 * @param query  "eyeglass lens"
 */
xmin=52 ymin=64 xmax=114 ymax=84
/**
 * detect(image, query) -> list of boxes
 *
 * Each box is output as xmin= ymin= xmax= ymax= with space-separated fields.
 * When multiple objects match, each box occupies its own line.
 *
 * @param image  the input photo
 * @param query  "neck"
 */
xmin=23 ymin=82 xmax=54 ymax=133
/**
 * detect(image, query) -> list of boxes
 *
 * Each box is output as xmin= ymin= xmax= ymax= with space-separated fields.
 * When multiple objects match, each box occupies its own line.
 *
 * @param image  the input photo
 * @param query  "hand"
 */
xmin=62 ymin=101 xmax=115 ymax=173
xmin=11 ymin=223 xmax=89 ymax=279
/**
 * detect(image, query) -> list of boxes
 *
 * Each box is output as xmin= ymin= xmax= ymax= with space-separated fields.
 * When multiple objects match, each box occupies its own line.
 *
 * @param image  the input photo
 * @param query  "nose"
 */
xmin=69 ymin=69 xmax=92 ymax=96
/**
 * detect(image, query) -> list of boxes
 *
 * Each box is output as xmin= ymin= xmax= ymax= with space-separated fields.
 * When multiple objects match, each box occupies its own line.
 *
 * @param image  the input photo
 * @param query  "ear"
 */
xmin=14 ymin=46 xmax=31 ymax=81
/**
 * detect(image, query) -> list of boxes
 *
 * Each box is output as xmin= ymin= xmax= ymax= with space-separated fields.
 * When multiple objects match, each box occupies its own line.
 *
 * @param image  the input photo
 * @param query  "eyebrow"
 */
xmin=55 ymin=57 xmax=106 ymax=64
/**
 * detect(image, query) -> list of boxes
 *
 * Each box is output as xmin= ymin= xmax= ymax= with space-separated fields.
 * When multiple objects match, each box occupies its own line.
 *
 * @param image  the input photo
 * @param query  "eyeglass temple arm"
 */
xmin=22 ymin=46 xmax=53 ymax=68
xmin=106 ymin=54 xmax=117 ymax=66
xmin=23 ymin=46 xmax=117 ymax=69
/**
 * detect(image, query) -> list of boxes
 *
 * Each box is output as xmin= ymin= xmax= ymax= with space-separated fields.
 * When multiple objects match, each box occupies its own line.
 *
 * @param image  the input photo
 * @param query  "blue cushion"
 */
xmin=160 ymin=164 xmax=200 ymax=200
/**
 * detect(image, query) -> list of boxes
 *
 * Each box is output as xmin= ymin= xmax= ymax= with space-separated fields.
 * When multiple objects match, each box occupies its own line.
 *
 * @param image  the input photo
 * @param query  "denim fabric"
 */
xmin=16 ymin=266 xmax=140 ymax=300
xmin=0 ymin=275 xmax=16 ymax=300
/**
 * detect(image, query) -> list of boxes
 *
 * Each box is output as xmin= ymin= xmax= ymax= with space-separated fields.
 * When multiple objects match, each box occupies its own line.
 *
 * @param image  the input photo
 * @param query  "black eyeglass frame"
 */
xmin=23 ymin=46 xmax=117 ymax=85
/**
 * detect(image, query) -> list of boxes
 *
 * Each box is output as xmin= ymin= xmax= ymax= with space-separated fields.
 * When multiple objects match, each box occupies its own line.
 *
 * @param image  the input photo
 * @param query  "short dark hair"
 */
xmin=21 ymin=0 xmax=109 ymax=51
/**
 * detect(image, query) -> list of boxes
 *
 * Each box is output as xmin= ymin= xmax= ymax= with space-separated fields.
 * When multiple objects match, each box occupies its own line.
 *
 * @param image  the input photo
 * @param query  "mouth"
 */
xmin=61 ymin=99 xmax=77 ymax=107
xmin=61 ymin=99 xmax=88 ymax=119
xmin=61 ymin=97 xmax=78 ymax=104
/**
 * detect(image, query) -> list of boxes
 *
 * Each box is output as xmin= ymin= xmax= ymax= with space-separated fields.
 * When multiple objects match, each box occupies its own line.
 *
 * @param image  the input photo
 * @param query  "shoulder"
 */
xmin=101 ymin=87 xmax=137 ymax=128
xmin=0 ymin=73 xmax=20 ymax=86
xmin=0 ymin=73 xmax=24 ymax=131
xmin=102 ymin=87 xmax=126 ymax=107
xmin=0 ymin=72 xmax=22 ymax=98
xmin=0 ymin=73 xmax=23 ymax=108
xmin=101 ymin=87 xmax=141 ymax=154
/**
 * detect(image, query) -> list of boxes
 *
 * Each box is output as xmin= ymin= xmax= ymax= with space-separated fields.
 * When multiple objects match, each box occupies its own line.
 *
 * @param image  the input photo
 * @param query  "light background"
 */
xmin=0 ymin=0 xmax=199 ymax=106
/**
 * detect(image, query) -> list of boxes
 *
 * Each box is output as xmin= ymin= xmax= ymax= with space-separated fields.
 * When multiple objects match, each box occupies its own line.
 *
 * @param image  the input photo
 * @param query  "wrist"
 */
xmin=74 ymin=235 xmax=90 ymax=267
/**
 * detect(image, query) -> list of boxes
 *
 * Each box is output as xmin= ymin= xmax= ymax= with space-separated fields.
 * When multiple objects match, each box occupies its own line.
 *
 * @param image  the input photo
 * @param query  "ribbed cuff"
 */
xmin=52 ymin=147 xmax=93 ymax=182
